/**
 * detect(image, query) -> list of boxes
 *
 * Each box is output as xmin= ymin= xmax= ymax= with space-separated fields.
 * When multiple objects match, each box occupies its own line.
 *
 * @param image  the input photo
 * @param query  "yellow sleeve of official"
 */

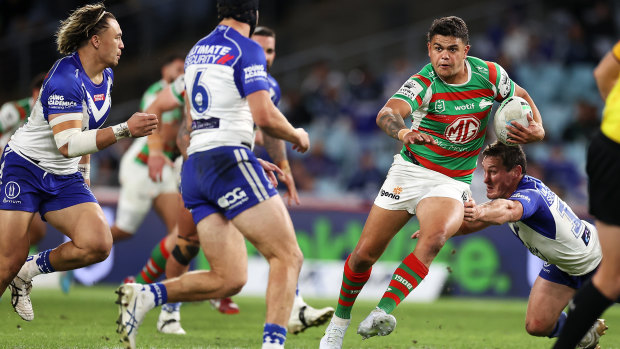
xmin=612 ymin=40 xmax=620 ymax=61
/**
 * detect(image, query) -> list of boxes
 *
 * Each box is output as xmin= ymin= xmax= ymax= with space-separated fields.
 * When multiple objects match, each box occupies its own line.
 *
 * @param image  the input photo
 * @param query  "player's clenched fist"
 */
xmin=292 ymin=128 xmax=310 ymax=153
xmin=127 ymin=112 xmax=158 ymax=137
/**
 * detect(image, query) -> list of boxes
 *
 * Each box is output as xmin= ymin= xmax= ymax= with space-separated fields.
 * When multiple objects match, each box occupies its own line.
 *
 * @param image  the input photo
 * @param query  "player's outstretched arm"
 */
xmin=50 ymin=112 xmax=157 ymax=158
xmin=465 ymin=199 xmax=523 ymax=225
xmin=247 ymin=90 xmax=309 ymax=153
xmin=507 ymin=85 xmax=545 ymax=144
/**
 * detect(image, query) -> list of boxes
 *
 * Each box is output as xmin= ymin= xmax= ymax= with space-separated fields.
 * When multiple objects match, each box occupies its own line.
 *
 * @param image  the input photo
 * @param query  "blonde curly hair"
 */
xmin=55 ymin=3 xmax=117 ymax=55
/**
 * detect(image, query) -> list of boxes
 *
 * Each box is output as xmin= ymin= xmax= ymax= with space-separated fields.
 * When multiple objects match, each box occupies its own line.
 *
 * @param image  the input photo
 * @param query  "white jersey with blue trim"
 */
xmin=184 ymin=25 xmax=270 ymax=155
xmin=508 ymin=175 xmax=601 ymax=276
xmin=9 ymin=52 xmax=114 ymax=175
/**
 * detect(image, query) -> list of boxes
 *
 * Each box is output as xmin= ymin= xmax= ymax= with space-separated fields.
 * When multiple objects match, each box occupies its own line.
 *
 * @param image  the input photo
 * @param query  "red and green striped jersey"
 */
xmin=391 ymin=56 xmax=515 ymax=183
xmin=135 ymin=79 xmax=183 ymax=164
xmin=0 ymin=96 xmax=34 ymax=148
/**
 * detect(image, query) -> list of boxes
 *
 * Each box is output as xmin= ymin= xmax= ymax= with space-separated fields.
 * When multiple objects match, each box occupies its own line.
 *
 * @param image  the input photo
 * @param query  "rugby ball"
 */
xmin=493 ymin=96 xmax=532 ymax=145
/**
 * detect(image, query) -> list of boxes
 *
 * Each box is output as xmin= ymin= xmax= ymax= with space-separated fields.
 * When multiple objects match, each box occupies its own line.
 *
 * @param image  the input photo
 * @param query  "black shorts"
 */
xmin=587 ymin=131 xmax=620 ymax=225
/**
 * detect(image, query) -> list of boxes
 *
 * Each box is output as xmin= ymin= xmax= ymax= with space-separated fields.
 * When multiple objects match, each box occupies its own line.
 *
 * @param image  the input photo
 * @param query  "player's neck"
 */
xmin=444 ymin=62 xmax=469 ymax=85
xmin=77 ymin=48 xmax=105 ymax=84
xmin=219 ymin=19 xmax=251 ymax=37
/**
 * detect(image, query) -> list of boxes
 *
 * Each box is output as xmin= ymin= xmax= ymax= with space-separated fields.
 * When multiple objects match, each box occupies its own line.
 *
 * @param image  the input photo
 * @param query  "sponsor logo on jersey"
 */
xmin=435 ymin=99 xmax=446 ymax=113
xmin=47 ymin=94 xmax=78 ymax=109
xmin=444 ymin=116 xmax=480 ymax=144
xmin=380 ymin=188 xmax=400 ymax=200
xmin=476 ymin=65 xmax=488 ymax=74
xmin=244 ymin=64 xmax=267 ymax=81
xmin=93 ymin=93 xmax=105 ymax=102
xmin=189 ymin=44 xmax=232 ymax=56
xmin=397 ymin=79 xmax=424 ymax=101
xmin=539 ymin=185 xmax=555 ymax=206
xmin=186 ymin=45 xmax=235 ymax=65
xmin=498 ymin=67 xmax=511 ymax=98
xmin=454 ymin=103 xmax=475 ymax=111
xmin=479 ymin=100 xmax=493 ymax=109
xmin=217 ymin=187 xmax=248 ymax=209
xmin=510 ymin=192 xmax=531 ymax=202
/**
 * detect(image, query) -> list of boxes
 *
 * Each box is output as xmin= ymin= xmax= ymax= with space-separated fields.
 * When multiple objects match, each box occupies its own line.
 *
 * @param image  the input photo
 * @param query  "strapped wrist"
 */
xmin=112 ymin=122 xmax=131 ymax=140
xmin=397 ymin=128 xmax=411 ymax=141
xmin=78 ymin=163 xmax=90 ymax=180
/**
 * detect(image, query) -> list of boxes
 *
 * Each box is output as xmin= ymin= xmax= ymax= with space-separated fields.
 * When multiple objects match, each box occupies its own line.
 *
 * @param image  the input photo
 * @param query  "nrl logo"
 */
xmin=435 ymin=99 xmax=445 ymax=113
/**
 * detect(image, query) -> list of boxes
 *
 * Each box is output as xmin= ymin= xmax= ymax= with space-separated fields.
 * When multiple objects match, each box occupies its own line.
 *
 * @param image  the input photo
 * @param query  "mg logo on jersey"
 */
xmin=93 ymin=93 xmax=105 ymax=102
xmin=5 ymin=181 xmax=20 ymax=199
xmin=445 ymin=116 xmax=480 ymax=144
xmin=217 ymin=187 xmax=248 ymax=209
xmin=435 ymin=100 xmax=445 ymax=113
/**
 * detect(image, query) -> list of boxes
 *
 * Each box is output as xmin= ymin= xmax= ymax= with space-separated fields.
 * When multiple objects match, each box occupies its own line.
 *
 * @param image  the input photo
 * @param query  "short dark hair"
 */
xmin=427 ymin=16 xmax=469 ymax=45
xmin=253 ymin=26 xmax=275 ymax=39
xmin=482 ymin=141 xmax=527 ymax=174
xmin=217 ymin=0 xmax=258 ymax=23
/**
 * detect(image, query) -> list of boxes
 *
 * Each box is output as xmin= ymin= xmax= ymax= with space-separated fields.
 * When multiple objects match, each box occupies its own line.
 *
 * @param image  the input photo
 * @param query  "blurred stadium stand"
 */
xmin=0 ymin=0 xmax=618 ymax=216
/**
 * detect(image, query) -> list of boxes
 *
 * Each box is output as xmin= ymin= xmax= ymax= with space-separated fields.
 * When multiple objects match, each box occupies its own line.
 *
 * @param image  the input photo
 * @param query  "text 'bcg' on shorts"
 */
xmin=181 ymin=146 xmax=277 ymax=224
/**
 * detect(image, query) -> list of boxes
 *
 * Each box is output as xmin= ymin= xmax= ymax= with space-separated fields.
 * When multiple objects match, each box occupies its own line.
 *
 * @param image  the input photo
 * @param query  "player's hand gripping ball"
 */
xmin=493 ymin=96 xmax=532 ymax=145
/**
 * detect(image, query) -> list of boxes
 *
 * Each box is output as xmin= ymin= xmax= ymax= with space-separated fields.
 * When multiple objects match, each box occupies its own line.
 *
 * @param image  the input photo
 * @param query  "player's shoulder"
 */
xmin=47 ymin=54 xmax=81 ymax=84
xmin=467 ymin=56 xmax=496 ymax=78
xmin=411 ymin=63 xmax=437 ymax=85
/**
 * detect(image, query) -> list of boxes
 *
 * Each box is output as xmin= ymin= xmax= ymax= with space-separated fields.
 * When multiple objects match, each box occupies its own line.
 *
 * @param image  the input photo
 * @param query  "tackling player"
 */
xmin=320 ymin=16 xmax=545 ymax=348
xmin=115 ymin=1 xmax=310 ymax=349
xmin=1 ymin=3 xmax=157 ymax=323
xmin=446 ymin=142 xmax=608 ymax=348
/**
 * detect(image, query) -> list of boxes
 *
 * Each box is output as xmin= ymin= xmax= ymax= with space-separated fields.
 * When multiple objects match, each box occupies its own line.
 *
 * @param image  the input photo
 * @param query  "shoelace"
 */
xmin=10 ymin=278 xmax=32 ymax=306
xmin=326 ymin=326 xmax=346 ymax=344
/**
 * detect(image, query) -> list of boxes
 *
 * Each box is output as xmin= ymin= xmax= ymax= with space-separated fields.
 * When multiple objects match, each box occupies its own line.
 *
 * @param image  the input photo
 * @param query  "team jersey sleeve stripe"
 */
xmin=412 ymin=74 xmax=431 ymax=87
xmin=486 ymin=61 xmax=498 ymax=86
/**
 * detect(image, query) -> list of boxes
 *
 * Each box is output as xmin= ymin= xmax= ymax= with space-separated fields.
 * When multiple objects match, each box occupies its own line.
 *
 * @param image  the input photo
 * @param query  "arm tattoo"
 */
xmin=262 ymin=132 xmax=286 ymax=164
xmin=377 ymin=112 xmax=407 ymax=140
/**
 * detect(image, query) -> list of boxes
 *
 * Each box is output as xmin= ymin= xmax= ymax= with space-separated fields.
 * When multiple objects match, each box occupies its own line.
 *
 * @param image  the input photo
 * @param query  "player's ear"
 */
xmin=512 ymin=165 xmax=522 ymax=178
xmin=91 ymin=35 xmax=100 ymax=49
xmin=463 ymin=44 xmax=470 ymax=56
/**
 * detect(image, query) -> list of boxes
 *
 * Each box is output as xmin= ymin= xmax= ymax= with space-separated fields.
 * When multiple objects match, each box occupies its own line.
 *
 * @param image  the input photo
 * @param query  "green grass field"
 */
xmin=1 ymin=285 xmax=619 ymax=349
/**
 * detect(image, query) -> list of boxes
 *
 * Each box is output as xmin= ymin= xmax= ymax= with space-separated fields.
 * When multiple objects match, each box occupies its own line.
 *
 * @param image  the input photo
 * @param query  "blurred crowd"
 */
xmin=1 ymin=1 xmax=618 ymax=215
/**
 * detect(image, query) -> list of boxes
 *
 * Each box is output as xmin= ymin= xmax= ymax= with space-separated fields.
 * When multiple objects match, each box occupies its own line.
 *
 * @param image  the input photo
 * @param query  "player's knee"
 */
xmin=87 ymin=240 xmax=112 ymax=263
xmin=423 ymin=230 xmax=449 ymax=256
xmin=222 ymin=275 xmax=247 ymax=297
xmin=350 ymin=249 xmax=379 ymax=272
xmin=525 ymin=319 xmax=551 ymax=337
